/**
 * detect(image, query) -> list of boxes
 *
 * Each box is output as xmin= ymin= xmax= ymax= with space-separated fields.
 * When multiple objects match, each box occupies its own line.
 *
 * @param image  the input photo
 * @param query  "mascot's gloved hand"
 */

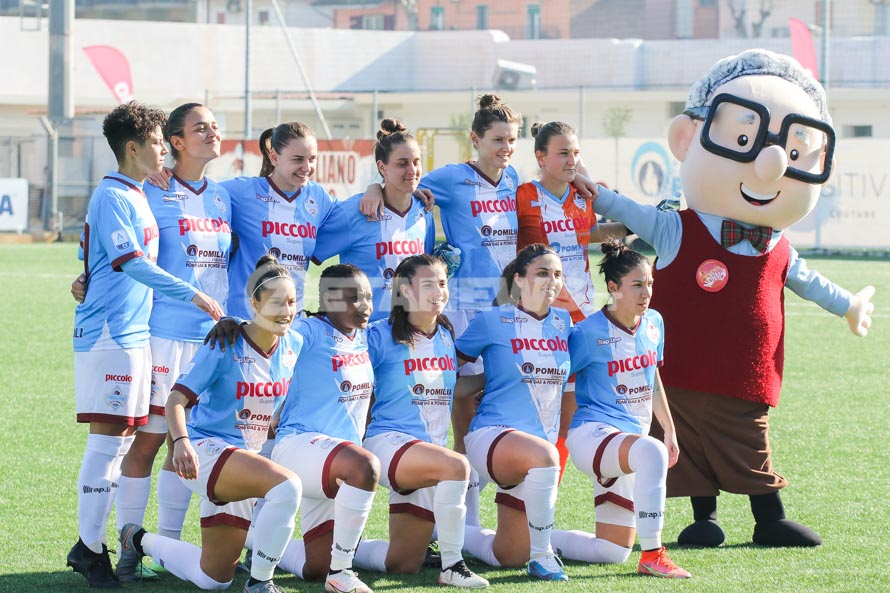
xmin=845 ymin=286 xmax=876 ymax=337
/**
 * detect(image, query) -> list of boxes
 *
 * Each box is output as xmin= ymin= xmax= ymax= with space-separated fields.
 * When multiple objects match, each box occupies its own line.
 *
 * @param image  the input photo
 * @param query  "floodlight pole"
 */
xmin=821 ymin=0 xmax=830 ymax=103
xmin=45 ymin=0 xmax=73 ymax=232
xmin=244 ymin=0 xmax=252 ymax=138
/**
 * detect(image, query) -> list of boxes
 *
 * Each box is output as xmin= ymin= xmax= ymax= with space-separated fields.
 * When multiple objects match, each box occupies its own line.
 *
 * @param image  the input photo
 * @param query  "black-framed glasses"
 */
xmin=684 ymin=93 xmax=835 ymax=184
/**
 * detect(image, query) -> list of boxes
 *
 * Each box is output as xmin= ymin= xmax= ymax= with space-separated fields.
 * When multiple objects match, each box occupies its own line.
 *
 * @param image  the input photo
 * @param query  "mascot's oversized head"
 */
xmin=668 ymin=49 xmax=835 ymax=231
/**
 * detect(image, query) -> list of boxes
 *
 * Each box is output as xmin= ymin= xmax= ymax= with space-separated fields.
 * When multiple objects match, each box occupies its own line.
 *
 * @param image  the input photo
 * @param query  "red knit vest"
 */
xmin=650 ymin=210 xmax=790 ymax=407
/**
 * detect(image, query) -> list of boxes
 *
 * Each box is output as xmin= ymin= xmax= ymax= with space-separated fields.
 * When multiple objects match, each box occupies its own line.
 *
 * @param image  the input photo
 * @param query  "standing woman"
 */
xmin=272 ymin=265 xmax=380 ymax=593
xmin=67 ymin=102 xmax=223 ymax=589
xmin=114 ymin=256 xmax=303 ymax=593
xmin=112 ymin=103 xmax=234 ymax=573
xmin=516 ymin=121 xmax=626 ymax=480
xmin=222 ymin=121 xmax=338 ymax=319
xmin=313 ymin=119 xmax=435 ymax=323
xmin=552 ymin=240 xmax=691 ymax=578
xmin=453 ymin=244 xmax=572 ymax=581
xmin=352 ymin=255 xmax=488 ymax=588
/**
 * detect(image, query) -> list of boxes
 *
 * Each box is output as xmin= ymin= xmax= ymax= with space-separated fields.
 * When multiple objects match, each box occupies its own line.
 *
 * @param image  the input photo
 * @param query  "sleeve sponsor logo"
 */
xmin=112 ymin=230 xmax=131 ymax=251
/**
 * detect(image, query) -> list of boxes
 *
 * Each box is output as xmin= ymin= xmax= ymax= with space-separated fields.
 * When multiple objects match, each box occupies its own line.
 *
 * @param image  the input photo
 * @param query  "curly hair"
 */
xmin=102 ymin=100 xmax=167 ymax=163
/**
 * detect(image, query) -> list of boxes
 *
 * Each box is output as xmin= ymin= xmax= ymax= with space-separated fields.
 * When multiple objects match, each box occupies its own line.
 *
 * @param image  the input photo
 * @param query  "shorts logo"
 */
xmin=412 ymin=384 xmax=425 ymax=395
xmin=521 ymin=362 xmax=535 ymax=374
xmin=111 ymin=230 xmax=130 ymax=252
xmin=696 ymin=259 xmax=729 ymax=292
xmin=105 ymin=385 xmax=127 ymax=410
xmin=340 ymin=380 xmax=353 ymax=393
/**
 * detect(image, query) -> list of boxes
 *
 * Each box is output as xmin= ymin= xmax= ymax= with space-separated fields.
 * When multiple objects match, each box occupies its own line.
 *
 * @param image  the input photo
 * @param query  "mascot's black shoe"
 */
xmin=753 ymin=520 xmax=822 ymax=547
xmin=677 ymin=520 xmax=726 ymax=547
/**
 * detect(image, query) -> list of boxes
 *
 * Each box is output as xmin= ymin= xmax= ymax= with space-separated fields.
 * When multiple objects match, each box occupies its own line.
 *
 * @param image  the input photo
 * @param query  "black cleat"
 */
xmin=67 ymin=539 xmax=122 ymax=589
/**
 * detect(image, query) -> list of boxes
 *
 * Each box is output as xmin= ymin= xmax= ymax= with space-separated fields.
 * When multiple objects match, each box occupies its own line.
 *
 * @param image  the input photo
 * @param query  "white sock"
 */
xmin=103 ymin=435 xmax=134 ymax=544
xmin=278 ymin=539 xmax=306 ymax=579
xmin=523 ymin=466 xmax=560 ymax=559
xmin=550 ymin=529 xmax=632 ymax=563
xmin=464 ymin=465 xmax=482 ymax=527
xmin=352 ymin=539 xmax=388 ymax=572
xmin=462 ymin=525 xmax=500 ymax=567
xmin=77 ymin=434 xmax=125 ymax=552
xmin=434 ymin=480 xmax=469 ymax=568
xmin=156 ymin=469 xmax=191 ymax=539
xmin=115 ymin=475 xmax=151 ymax=530
xmin=626 ymin=436 xmax=668 ymax=551
xmin=142 ymin=532 xmax=231 ymax=590
xmin=331 ymin=483 xmax=375 ymax=571
xmin=251 ymin=478 xmax=301 ymax=581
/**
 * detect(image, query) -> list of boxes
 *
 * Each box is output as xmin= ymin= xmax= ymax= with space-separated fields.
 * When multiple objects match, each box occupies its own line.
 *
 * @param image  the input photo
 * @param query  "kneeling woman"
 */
xmin=553 ymin=240 xmax=691 ymax=578
xmin=454 ymin=244 xmax=572 ymax=581
xmin=115 ymin=256 xmax=303 ymax=593
xmin=353 ymin=254 xmax=488 ymax=588
xmin=273 ymin=265 xmax=380 ymax=593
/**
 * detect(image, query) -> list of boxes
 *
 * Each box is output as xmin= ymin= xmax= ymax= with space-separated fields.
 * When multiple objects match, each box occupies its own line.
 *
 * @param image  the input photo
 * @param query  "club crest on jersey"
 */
xmin=551 ymin=315 xmax=566 ymax=332
xmin=105 ymin=385 xmax=127 ymax=410
xmin=111 ymin=230 xmax=131 ymax=251
xmin=645 ymin=321 xmax=661 ymax=343
xmin=303 ymin=196 xmax=318 ymax=216
xmin=214 ymin=194 xmax=227 ymax=214
xmin=283 ymin=348 xmax=298 ymax=368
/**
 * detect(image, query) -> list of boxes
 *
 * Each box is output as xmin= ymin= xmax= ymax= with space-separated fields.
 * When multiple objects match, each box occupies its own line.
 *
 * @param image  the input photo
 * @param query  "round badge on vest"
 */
xmin=696 ymin=259 xmax=729 ymax=292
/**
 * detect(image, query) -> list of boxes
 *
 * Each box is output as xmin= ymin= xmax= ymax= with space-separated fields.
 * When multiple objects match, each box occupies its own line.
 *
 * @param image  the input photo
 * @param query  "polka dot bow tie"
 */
xmin=720 ymin=219 xmax=773 ymax=253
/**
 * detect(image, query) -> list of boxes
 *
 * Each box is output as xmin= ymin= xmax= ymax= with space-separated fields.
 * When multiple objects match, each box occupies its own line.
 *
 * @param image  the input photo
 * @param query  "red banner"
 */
xmin=789 ymin=17 xmax=819 ymax=79
xmin=83 ymin=45 xmax=135 ymax=104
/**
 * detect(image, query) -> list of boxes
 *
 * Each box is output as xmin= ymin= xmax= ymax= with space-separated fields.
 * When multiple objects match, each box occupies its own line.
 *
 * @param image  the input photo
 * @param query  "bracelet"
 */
xmin=172 ymin=435 xmax=190 ymax=445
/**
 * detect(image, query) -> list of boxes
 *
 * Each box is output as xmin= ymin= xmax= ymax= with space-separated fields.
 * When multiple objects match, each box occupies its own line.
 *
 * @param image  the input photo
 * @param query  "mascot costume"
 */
xmin=593 ymin=49 xmax=875 ymax=547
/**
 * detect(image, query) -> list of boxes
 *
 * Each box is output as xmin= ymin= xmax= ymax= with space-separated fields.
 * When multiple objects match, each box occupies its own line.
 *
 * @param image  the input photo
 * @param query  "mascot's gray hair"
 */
xmin=686 ymin=48 xmax=831 ymax=125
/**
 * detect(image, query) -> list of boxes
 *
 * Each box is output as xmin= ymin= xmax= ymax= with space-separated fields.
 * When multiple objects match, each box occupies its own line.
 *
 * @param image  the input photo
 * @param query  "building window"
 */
xmin=363 ymin=14 xmax=386 ymax=29
xmin=216 ymin=11 xmax=226 ymax=24
xmin=527 ymin=3 xmax=541 ymax=39
xmin=430 ymin=6 xmax=444 ymax=30
xmin=845 ymin=125 xmax=873 ymax=138
xmin=477 ymin=4 xmax=488 ymax=30
xmin=258 ymin=10 xmax=269 ymax=25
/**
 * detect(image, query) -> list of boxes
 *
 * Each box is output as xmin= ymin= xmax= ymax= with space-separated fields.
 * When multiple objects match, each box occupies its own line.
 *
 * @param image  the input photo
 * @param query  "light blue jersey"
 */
xmin=365 ymin=320 xmax=457 ymax=447
xmin=314 ymin=194 xmax=435 ymax=322
xmin=455 ymin=304 xmax=572 ymax=443
xmin=569 ymin=307 xmax=665 ymax=435
xmin=74 ymin=175 xmax=160 ymax=352
xmin=174 ymin=328 xmax=302 ymax=452
xmin=146 ymin=175 xmax=232 ymax=342
xmin=421 ymin=163 xmax=520 ymax=309
xmin=222 ymin=176 xmax=337 ymax=319
xmin=276 ymin=316 xmax=375 ymax=444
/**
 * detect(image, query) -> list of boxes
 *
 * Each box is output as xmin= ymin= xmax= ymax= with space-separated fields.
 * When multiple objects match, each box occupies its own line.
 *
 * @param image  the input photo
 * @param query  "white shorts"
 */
xmin=141 ymin=337 xmax=201 ymax=434
xmin=447 ymin=307 xmax=485 ymax=376
xmin=182 ymin=436 xmax=256 ymax=530
xmin=75 ymin=345 xmax=151 ymax=426
xmin=566 ymin=422 xmax=636 ymax=528
xmin=464 ymin=426 xmax=527 ymax=512
xmin=364 ymin=432 xmax=435 ymax=522
xmin=272 ymin=432 xmax=355 ymax=543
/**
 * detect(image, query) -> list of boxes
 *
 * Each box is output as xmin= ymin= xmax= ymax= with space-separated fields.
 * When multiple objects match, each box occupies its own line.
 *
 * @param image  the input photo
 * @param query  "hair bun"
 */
xmin=256 ymin=254 xmax=280 ymax=270
xmin=530 ymin=121 xmax=545 ymax=138
xmin=378 ymin=118 xmax=407 ymax=141
xmin=600 ymin=239 xmax=628 ymax=258
xmin=477 ymin=93 xmax=502 ymax=110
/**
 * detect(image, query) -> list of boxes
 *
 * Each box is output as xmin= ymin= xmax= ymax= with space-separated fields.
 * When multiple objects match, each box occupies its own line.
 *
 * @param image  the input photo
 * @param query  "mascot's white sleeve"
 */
xmin=785 ymin=246 xmax=852 ymax=315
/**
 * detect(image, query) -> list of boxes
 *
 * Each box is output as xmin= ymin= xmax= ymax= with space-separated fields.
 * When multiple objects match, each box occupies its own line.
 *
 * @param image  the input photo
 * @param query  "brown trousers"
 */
xmin=650 ymin=387 xmax=788 ymax=497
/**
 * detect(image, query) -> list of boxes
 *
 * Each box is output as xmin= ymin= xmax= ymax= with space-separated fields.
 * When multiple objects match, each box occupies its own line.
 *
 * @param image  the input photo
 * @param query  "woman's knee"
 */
xmin=438 ymin=450 xmax=471 ymax=481
xmin=627 ymin=435 xmax=667 ymax=475
xmin=338 ymin=447 xmax=380 ymax=489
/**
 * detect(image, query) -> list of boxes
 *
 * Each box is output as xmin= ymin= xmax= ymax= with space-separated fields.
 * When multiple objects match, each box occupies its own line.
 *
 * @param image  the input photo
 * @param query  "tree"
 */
xmin=727 ymin=0 xmax=774 ymax=38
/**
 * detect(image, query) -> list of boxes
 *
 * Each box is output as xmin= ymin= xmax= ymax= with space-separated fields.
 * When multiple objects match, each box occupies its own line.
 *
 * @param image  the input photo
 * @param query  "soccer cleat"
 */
xmin=423 ymin=540 xmax=442 ymax=568
xmin=637 ymin=546 xmax=692 ymax=578
xmin=325 ymin=568 xmax=373 ymax=593
xmin=66 ymin=539 xmax=122 ymax=589
xmin=116 ymin=523 xmax=149 ymax=582
xmin=243 ymin=579 xmax=283 ymax=593
xmin=526 ymin=553 xmax=569 ymax=581
xmin=438 ymin=560 xmax=489 ymax=588
xmin=148 ymin=558 xmax=168 ymax=574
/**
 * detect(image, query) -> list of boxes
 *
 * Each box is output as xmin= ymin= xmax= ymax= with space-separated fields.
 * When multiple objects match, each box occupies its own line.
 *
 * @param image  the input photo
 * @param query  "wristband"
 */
xmin=172 ymin=435 xmax=190 ymax=445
